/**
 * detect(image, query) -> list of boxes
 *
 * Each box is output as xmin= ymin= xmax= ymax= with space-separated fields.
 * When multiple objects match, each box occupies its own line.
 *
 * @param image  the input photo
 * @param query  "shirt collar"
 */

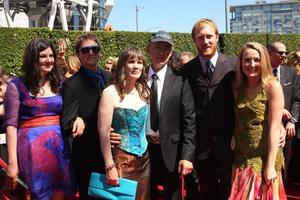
xmin=273 ymin=65 xmax=281 ymax=72
xmin=148 ymin=64 xmax=168 ymax=80
xmin=198 ymin=51 xmax=219 ymax=68
xmin=81 ymin=65 xmax=101 ymax=75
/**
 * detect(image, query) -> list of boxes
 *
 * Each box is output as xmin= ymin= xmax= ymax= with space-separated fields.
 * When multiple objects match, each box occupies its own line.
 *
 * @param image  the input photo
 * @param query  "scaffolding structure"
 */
xmin=0 ymin=0 xmax=113 ymax=31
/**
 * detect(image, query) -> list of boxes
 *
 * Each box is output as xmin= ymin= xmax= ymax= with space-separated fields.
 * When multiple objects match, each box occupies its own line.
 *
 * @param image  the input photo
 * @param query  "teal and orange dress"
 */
xmin=229 ymin=90 xmax=286 ymax=200
xmin=111 ymin=104 xmax=150 ymax=200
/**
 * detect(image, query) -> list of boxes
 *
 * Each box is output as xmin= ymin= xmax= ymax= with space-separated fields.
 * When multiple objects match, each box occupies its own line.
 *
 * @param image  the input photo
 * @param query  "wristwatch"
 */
xmin=290 ymin=117 xmax=297 ymax=124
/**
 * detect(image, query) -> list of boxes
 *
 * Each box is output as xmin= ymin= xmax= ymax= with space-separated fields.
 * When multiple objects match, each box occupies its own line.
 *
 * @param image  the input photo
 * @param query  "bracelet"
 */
xmin=105 ymin=163 xmax=115 ymax=171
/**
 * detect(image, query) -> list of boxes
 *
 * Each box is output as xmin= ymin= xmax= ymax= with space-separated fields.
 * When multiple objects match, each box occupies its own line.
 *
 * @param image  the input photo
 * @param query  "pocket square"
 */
xmin=88 ymin=172 xmax=137 ymax=200
xmin=284 ymin=82 xmax=291 ymax=86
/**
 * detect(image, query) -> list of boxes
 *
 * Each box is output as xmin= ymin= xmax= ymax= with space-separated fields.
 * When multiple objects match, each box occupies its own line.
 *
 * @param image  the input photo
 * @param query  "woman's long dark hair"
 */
xmin=112 ymin=46 xmax=150 ymax=103
xmin=21 ymin=38 xmax=63 ymax=96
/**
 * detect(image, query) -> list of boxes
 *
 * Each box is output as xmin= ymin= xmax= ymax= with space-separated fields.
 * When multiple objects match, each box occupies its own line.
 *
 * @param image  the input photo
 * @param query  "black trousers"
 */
xmin=195 ymin=150 xmax=233 ymax=200
xmin=283 ymin=138 xmax=294 ymax=184
xmin=148 ymin=143 xmax=181 ymax=200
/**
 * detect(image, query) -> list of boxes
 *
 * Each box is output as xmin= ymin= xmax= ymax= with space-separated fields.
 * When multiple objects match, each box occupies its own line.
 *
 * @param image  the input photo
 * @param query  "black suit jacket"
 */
xmin=181 ymin=53 xmax=236 ymax=160
xmin=61 ymin=67 xmax=112 ymax=171
xmin=157 ymin=66 xmax=196 ymax=172
xmin=280 ymin=66 xmax=300 ymax=124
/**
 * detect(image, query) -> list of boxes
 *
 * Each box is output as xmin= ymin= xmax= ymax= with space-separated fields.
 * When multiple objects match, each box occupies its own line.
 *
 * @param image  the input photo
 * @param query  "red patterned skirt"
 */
xmin=228 ymin=166 xmax=286 ymax=200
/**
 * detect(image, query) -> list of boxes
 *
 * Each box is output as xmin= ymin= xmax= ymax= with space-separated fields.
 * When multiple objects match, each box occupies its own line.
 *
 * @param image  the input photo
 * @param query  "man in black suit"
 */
xmin=267 ymin=41 xmax=300 ymax=184
xmin=181 ymin=19 xmax=236 ymax=200
xmin=61 ymin=33 xmax=112 ymax=200
xmin=146 ymin=31 xmax=196 ymax=200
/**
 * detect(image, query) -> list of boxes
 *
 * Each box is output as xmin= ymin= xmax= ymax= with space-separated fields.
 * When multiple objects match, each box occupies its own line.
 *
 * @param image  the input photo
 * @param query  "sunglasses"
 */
xmin=79 ymin=46 xmax=100 ymax=54
xmin=275 ymin=51 xmax=288 ymax=56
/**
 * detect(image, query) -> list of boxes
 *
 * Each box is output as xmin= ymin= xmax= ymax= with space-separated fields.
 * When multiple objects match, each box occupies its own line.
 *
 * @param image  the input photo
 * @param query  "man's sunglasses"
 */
xmin=79 ymin=46 xmax=100 ymax=54
xmin=275 ymin=50 xmax=288 ymax=56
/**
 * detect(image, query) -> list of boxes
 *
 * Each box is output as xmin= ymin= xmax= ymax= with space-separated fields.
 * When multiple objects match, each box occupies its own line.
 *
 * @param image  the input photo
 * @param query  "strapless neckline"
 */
xmin=114 ymin=104 xmax=148 ymax=113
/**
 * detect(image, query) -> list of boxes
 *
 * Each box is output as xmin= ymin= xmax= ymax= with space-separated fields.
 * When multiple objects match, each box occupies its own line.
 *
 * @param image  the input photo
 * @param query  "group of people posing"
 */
xmin=1 ymin=18 xmax=299 ymax=200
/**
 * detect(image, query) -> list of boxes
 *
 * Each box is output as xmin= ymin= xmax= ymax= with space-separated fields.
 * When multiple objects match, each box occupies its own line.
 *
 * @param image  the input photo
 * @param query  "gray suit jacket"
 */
xmin=158 ymin=66 xmax=196 ymax=172
xmin=280 ymin=66 xmax=300 ymax=137
xmin=280 ymin=66 xmax=300 ymax=122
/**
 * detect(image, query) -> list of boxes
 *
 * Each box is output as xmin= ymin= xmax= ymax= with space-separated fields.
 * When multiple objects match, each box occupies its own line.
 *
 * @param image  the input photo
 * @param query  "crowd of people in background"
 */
xmin=0 ymin=17 xmax=300 ymax=200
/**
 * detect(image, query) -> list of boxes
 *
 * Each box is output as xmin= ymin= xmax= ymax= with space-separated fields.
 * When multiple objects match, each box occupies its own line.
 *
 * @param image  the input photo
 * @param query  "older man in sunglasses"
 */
xmin=61 ymin=33 xmax=112 ymax=199
xmin=267 ymin=41 xmax=300 ymax=186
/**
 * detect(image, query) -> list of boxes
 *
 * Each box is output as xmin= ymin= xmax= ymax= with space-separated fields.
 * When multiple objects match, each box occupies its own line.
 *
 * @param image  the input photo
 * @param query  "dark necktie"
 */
xmin=150 ymin=74 xmax=159 ymax=132
xmin=206 ymin=60 xmax=214 ymax=81
xmin=273 ymin=68 xmax=278 ymax=77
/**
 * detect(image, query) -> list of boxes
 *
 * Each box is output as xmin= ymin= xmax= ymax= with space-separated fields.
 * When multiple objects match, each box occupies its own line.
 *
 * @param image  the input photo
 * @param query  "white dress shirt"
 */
xmin=199 ymin=51 xmax=219 ymax=72
xmin=273 ymin=66 xmax=281 ymax=82
xmin=147 ymin=64 xmax=168 ymax=136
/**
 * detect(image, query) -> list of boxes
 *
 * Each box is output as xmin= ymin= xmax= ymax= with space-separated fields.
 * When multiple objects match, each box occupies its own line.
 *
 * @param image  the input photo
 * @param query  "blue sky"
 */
xmin=107 ymin=0 xmax=277 ymax=33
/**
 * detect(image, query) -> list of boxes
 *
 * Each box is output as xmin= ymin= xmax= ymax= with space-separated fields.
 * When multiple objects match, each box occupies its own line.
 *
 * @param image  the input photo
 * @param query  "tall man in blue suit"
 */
xmin=181 ymin=19 xmax=236 ymax=200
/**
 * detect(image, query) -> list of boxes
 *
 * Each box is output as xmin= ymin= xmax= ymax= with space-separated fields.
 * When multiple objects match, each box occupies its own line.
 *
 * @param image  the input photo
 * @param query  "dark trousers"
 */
xmin=195 ymin=151 xmax=233 ymax=200
xmin=285 ymin=138 xmax=300 ymax=185
xmin=72 ymin=142 xmax=104 ymax=200
xmin=185 ymin=170 xmax=201 ymax=200
xmin=292 ymin=138 xmax=300 ymax=183
xmin=283 ymin=138 xmax=293 ymax=184
xmin=148 ymin=143 xmax=181 ymax=200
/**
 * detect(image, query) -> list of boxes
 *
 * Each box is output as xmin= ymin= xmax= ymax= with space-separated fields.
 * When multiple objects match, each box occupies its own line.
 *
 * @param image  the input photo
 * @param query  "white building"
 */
xmin=0 ymin=0 xmax=114 ymax=30
xmin=230 ymin=0 xmax=300 ymax=33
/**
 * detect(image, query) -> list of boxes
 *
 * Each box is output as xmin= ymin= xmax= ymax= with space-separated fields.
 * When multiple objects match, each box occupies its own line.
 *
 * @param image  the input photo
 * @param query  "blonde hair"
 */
xmin=286 ymin=50 xmax=300 ymax=76
xmin=68 ymin=53 xmax=81 ymax=74
xmin=105 ymin=56 xmax=118 ymax=72
xmin=235 ymin=42 xmax=274 ymax=93
xmin=192 ymin=18 xmax=219 ymax=40
xmin=106 ymin=56 xmax=117 ymax=64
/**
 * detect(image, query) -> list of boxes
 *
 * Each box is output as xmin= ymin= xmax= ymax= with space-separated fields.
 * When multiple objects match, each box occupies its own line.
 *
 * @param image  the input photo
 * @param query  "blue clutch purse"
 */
xmin=88 ymin=172 xmax=137 ymax=200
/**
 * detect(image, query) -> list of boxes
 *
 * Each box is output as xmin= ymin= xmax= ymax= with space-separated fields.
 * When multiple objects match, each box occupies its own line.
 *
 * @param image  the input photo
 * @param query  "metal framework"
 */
xmin=0 ymin=0 xmax=102 ymax=31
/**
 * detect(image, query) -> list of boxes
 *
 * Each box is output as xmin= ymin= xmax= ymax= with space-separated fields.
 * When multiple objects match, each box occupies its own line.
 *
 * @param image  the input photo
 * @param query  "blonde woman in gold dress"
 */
xmin=229 ymin=42 xmax=287 ymax=200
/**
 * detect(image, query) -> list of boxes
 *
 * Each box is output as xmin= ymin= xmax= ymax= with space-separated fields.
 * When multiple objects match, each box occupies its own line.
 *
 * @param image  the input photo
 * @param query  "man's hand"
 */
xmin=178 ymin=160 xmax=193 ymax=176
xmin=110 ymin=129 xmax=121 ymax=147
xmin=282 ymin=109 xmax=292 ymax=122
xmin=279 ymin=125 xmax=286 ymax=148
xmin=58 ymin=38 xmax=67 ymax=57
xmin=72 ymin=117 xmax=85 ymax=137
xmin=285 ymin=122 xmax=296 ymax=140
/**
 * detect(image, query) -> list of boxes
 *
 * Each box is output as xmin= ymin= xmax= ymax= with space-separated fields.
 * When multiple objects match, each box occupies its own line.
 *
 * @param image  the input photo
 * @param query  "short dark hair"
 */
xmin=75 ymin=33 xmax=100 ymax=53
xmin=267 ymin=41 xmax=286 ymax=52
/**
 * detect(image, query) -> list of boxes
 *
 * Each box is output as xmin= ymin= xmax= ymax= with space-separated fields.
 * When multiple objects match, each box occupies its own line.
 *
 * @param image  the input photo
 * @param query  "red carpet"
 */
xmin=286 ymin=185 xmax=300 ymax=200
